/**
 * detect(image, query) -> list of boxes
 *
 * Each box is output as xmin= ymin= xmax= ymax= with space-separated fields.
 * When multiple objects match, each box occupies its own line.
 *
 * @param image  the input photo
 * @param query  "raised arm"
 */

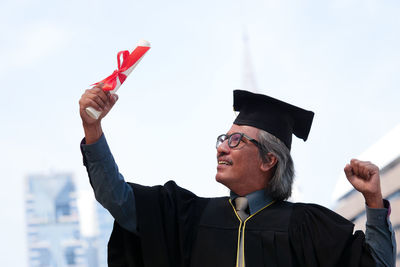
xmin=344 ymin=159 xmax=396 ymax=266
xmin=79 ymin=86 xmax=138 ymax=234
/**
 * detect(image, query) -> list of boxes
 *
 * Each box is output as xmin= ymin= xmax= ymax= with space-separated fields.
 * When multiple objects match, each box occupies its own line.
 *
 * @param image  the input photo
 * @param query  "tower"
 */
xmin=25 ymin=173 xmax=87 ymax=266
xmin=241 ymin=26 xmax=259 ymax=93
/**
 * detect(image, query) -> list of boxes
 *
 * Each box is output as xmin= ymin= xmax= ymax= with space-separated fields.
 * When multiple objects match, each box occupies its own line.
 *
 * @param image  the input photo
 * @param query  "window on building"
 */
xmin=65 ymin=247 xmax=76 ymax=265
xmin=55 ymin=180 xmax=74 ymax=221
xmin=35 ymin=248 xmax=52 ymax=266
xmin=56 ymin=203 xmax=71 ymax=218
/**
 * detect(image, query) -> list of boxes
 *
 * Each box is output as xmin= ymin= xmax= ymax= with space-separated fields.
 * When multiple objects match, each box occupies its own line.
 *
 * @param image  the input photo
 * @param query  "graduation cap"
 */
xmin=233 ymin=90 xmax=314 ymax=150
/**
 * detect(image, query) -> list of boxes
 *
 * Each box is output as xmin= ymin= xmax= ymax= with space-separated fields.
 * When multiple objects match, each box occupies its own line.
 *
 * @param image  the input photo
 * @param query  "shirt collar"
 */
xmin=230 ymin=189 xmax=274 ymax=215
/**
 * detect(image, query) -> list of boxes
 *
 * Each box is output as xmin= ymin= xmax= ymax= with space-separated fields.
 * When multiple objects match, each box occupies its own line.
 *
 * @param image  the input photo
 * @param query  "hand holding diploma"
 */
xmin=79 ymin=39 xmax=150 ymax=143
xmin=85 ymin=39 xmax=151 ymax=120
xmin=79 ymin=84 xmax=118 ymax=144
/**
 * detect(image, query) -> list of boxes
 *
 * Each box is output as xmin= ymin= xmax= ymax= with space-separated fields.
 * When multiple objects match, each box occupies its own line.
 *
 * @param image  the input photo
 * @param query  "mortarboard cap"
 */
xmin=233 ymin=90 xmax=314 ymax=150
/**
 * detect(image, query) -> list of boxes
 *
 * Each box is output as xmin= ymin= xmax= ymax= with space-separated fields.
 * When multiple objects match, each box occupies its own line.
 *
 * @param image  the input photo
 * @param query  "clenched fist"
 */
xmin=344 ymin=159 xmax=384 ymax=209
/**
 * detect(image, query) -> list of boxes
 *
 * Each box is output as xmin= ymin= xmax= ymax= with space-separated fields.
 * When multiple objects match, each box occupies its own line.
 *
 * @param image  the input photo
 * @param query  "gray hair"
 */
xmin=257 ymin=130 xmax=295 ymax=201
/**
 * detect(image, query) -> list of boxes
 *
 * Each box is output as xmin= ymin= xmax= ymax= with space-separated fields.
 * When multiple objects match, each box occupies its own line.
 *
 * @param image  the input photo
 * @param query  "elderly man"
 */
xmin=79 ymin=87 xmax=395 ymax=267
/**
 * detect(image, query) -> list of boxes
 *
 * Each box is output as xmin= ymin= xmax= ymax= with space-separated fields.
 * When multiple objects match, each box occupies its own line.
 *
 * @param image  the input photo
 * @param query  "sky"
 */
xmin=1 ymin=0 xmax=400 ymax=265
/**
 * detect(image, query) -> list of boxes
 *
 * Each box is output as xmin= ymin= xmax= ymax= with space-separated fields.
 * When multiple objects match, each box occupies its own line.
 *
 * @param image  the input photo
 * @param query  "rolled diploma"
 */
xmin=85 ymin=39 xmax=151 ymax=120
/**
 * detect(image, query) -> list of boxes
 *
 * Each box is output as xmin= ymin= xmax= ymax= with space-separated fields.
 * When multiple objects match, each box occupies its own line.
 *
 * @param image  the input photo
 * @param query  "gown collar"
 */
xmin=230 ymin=189 xmax=274 ymax=215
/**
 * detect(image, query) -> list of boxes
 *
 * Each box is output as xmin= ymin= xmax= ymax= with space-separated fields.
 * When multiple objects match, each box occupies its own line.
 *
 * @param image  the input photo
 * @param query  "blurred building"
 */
xmin=333 ymin=125 xmax=400 ymax=264
xmin=25 ymin=173 xmax=87 ymax=267
xmin=94 ymin=202 xmax=114 ymax=267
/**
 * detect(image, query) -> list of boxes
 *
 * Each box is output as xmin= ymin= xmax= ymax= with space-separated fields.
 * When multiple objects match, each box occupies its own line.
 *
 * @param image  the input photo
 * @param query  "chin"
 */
xmin=215 ymin=173 xmax=222 ymax=183
xmin=215 ymin=173 xmax=224 ymax=184
xmin=215 ymin=173 xmax=231 ymax=188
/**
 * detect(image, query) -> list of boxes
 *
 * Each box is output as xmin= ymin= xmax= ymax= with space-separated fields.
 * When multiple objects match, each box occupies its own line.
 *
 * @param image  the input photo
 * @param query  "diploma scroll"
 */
xmin=85 ymin=39 xmax=151 ymax=120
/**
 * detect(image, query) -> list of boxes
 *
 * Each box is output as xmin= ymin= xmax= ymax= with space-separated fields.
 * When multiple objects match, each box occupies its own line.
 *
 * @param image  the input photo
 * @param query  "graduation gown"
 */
xmin=107 ymin=181 xmax=375 ymax=267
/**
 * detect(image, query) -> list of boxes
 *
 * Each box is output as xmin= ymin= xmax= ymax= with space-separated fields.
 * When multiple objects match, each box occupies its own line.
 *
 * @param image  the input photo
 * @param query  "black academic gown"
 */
xmin=107 ymin=181 xmax=375 ymax=267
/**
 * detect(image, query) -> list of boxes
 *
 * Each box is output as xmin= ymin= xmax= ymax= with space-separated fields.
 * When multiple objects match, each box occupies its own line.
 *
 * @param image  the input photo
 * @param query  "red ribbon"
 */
xmin=93 ymin=46 xmax=150 ymax=91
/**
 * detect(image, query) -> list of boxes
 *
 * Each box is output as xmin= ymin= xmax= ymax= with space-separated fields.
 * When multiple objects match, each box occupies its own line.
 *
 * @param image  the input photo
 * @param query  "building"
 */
xmin=73 ymin=188 xmax=115 ymax=267
xmin=333 ymin=125 xmax=400 ymax=264
xmin=25 ymin=173 xmax=87 ymax=267
xmin=93 ymin=201 xmax=114 ymax=267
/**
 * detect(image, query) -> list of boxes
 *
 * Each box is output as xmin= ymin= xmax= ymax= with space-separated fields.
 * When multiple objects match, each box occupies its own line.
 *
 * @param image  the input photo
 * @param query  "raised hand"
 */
xmin=79 ymin=84 xmax=118 ymax=144
xmin=344 ymin=159 xmax=384 ymax=209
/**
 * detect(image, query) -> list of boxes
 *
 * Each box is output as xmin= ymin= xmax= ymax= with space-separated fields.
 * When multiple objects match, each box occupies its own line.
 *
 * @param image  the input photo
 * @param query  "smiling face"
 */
xmin=215 ymin=124 xmax=271 ymax=196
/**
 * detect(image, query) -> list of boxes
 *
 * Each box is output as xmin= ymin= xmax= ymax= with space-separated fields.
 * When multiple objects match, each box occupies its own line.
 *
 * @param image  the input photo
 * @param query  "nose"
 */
xmin=217 ymin=138 xmax=230 ymax=155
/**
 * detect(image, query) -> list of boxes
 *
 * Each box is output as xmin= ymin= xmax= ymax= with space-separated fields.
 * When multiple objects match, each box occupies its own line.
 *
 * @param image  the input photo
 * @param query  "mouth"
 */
xmin=218 ymin=160 xmax=232 ymax=166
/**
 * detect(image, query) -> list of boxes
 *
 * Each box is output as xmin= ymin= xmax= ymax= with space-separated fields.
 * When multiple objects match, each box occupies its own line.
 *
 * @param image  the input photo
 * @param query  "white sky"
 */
xmin=1 ymin=0 xmax=400 ymax=266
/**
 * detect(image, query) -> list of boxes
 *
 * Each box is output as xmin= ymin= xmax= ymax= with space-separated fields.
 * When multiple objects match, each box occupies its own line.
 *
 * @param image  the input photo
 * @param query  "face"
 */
xmin=215 ymin=124 xmax=268 ymax=195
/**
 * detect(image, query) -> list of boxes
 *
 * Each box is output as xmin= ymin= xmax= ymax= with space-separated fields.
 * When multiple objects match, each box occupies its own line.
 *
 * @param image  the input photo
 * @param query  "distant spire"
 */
xmin=241 ymin=26 xmax=258 ymax=93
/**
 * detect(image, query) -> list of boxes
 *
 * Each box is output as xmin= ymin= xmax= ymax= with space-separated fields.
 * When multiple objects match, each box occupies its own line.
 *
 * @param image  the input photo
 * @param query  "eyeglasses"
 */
xmin=216 ymin=132 xmax=260 ymax=149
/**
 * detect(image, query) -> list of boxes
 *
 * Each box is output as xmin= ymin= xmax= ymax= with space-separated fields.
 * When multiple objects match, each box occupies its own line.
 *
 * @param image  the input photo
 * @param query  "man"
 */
xmin=79 ymin=86 xmax=395 ymax=266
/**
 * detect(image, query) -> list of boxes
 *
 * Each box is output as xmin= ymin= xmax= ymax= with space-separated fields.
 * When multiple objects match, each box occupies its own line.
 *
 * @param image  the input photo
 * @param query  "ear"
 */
xmin=260 ymin=153 xmax=278 ymax=172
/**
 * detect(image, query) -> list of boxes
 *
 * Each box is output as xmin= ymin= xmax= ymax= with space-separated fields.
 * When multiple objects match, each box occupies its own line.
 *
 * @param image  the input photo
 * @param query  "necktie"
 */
xmin=235 ymin=197 xmax=249 ymax=221
xmin=235 ymin=197 xmax=249 ymax=267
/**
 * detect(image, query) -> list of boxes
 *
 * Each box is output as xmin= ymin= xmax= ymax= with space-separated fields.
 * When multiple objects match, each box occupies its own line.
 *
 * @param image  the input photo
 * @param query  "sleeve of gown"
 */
xmin=289 ymin=203 xmax=375 ymax=267
xmin=80 ymin=134 xmax=138 ymax=234
xmin=365 ymin=199 xmax=396 ymax=267
xmin=129 ymin=181 xmax=209 ymax=267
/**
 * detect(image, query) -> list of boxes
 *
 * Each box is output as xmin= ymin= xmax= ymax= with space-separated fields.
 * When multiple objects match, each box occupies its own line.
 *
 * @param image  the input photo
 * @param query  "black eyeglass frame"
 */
xmin=216 ymin=132 xmax=261 ymax=149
